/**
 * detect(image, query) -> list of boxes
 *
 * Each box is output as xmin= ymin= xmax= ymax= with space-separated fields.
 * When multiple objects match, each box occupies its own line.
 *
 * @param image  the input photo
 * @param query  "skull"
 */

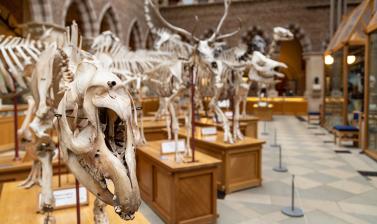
xmin=55 ymin=61 xmax=141 ymax=220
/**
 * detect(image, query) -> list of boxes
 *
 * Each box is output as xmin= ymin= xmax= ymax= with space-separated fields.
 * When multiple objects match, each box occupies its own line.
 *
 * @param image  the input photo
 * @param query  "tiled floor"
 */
xmin=141 ymin=116 xmax=377 ymax=224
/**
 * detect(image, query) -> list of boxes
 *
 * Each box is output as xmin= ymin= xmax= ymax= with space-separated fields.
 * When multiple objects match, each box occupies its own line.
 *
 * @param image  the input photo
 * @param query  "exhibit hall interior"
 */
xmin=1 ymin=0 xmax=377 ymax=223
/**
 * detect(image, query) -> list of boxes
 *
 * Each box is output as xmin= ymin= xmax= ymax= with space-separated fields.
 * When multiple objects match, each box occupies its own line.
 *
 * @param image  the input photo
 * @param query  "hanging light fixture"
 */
xmin=324 ymin=55 xmax=334 ymax=65
xmin=347 ymin=55 xmax=356 ymax=65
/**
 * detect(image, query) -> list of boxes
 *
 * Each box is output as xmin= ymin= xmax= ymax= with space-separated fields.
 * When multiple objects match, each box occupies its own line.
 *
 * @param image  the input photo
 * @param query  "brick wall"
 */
xmin=158 ymin=0 xmax=332 ymax=53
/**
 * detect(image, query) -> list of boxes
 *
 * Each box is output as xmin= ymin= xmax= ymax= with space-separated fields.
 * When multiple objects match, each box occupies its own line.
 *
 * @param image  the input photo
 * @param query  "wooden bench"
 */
xmin=307 ymin=112 xmax=320 ymax=125
xmin=333 ymin=125 xmax=359 ymax=146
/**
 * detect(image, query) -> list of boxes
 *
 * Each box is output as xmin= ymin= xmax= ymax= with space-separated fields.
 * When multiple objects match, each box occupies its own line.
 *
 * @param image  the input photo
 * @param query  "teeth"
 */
xmin=115 ymin=206 xmax=121 ymax=213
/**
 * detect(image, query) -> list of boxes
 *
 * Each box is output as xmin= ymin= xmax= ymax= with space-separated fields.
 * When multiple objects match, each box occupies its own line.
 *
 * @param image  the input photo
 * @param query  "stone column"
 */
xmin=330 ymin=0 xmax=335 ymax=37
xmin=303 ymin=53 xmax=325 ymax=112
xmin=337 ymin=0 xmax=343 ymax=27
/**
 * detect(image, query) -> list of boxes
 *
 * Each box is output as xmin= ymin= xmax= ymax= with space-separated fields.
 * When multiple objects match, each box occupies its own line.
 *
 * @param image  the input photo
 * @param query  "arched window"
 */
xmin=99 ymin=7 xmax=120 ymax=37
xmin=64 ymin=0 xmax=95 ymax=37
xmin=128 ymin=21 xmax=142 ymax=51
xmin=145 ymin=30 xmax=155 ymax=50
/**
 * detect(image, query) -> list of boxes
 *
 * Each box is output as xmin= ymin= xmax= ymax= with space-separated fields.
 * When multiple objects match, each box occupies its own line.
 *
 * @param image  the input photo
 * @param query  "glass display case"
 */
xmin=367 ymin=31 xmax=377 ymax=152
xmin=347 ymin=46 xmax=365 ymax=125
xmin=324 ymin=50 xmax=344 ymax=130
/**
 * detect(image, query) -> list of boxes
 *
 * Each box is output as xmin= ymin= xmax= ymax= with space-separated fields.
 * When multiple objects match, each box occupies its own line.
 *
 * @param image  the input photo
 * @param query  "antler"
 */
xmin=147 ymin=0 xmax=199 ymax=41
xmin=215 ymin=17 xmax=242 ymax=40
xmin=208 ymin=0 xmax=232 ymax=42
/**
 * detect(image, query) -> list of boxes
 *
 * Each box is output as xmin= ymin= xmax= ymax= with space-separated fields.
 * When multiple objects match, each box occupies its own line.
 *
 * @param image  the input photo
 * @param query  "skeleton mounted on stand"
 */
xmin=1 ymin=23 xmax=142 ymax=223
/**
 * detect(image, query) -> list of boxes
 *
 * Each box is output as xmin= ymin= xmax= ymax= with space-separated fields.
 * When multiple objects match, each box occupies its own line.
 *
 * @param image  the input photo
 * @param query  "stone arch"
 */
xmin=242 ymin=26 xmax=269 ymax=53
xmin=144 ymin=29 xmax=155 ymax=50
xmin=98 ymin=3 xmax=122 ymax=39
xmin=62 ymin=0 xmax=96 ymax=37
xmin=128 ymin=19 xmax=142 ymax=51
xmin=29 ymin=0 xmax=53 ymax=23
xmin=286 ymin=24 xmax=312 ymax=53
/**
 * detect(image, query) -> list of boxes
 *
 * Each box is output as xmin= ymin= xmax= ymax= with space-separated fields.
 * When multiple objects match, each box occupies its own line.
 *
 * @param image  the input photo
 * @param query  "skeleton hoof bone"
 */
xmin=107 ymin=81 xmax=117 ymax=88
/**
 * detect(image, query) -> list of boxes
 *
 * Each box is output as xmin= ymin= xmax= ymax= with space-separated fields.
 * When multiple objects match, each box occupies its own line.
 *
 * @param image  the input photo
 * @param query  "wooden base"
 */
xmin=252 ymin=106 xmax=273 ymax=121
xmin=196 ymin=115 xmax=259 ymax=139
xmin=0 ymin=155 xmax=68 ymax=183
xmin=0 ymin=175 xmax=148 ymax=224
xmin=178 ymin=128 xmax=265 ymax=194
xmin=137 ymin=140 xmax=220 ymax=224
xmin=143 ymin=119 xmax=169 ymax=141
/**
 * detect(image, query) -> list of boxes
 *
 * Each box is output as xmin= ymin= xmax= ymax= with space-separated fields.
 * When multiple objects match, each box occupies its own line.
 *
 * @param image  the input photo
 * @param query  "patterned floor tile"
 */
xmin=328 ymin=180 xmax=373 ymax=194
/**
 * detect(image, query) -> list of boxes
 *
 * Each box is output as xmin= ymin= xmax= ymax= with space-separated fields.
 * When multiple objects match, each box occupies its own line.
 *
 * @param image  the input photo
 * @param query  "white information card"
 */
xmin=161 ymin=139 xmax=186 ymax=155
xmin=201 ymin=127 xmax=217 ymax=136
xmin=39 ymin=186 xmax=88 ymax=210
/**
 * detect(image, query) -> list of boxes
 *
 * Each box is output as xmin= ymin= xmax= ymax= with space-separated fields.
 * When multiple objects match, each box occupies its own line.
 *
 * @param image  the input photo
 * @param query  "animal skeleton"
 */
xmin=146 ymin=0 xmax=246 ymax=145
xmin=0 ymin=23 xmax=141 ymax=223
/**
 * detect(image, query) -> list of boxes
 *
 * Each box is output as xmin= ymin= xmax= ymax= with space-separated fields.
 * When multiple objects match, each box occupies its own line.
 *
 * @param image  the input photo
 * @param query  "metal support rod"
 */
xmin=13 ymin=87 xmax=20 ymax=161
xmin=190 ymin=65 xmax=195 ymax=162
xmin=262 ymin=121 xmax=268 ymax=135
xmin=291 ymin=175 xmax=295 ymax=211
xmin=279 ymin=145 xmax=282 ymax=169
xmin=75 ymin=179 xmax=81 ymax=224
xmin=281 ymin=174 xmax=303 ymax=217
xmin=58 ymin=144 xmax=61 ymax=188
xmin=271 ymin=128 xmax=278 ymax=147
xmin=273 ymin=145 xmax=287 ymax=172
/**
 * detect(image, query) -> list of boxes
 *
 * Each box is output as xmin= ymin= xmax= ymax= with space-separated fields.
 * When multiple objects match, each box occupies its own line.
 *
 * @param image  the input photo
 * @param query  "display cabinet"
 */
xmin=323 ymin=50 xmax=345 ymax=130
xmin=364 ymin=14 xmax=377 ymax=159
xmin=323 ymin=0 xmax=373 ymax=130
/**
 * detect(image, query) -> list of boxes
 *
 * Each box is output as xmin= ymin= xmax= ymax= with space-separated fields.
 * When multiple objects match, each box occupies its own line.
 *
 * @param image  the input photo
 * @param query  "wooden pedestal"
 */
xmin=0 ymin=175 xmax=148 ymax=224
xmin=143 ymin=118 xmax=168 ymax=141
xmin=253 ymin=105 xmax=273 ymax=121
xmin=0 ymin=155 xmax=68 ymax=183
xmin=178 ymin=129 xmax=264 ymax=194
xmin=196 ymin=115 xmax=259 ymax=139
xmin=137 ymin=140 xmax=220 ymax=224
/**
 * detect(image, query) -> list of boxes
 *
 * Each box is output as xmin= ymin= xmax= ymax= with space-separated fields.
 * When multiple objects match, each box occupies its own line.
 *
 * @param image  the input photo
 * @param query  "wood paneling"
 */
xmin=137 ymin=141 xmax=220 ymax=224
xmin=246 ymin=97 xmax=308 ymax=116
xmin=178 ymin=128 xmax=264 ymax=194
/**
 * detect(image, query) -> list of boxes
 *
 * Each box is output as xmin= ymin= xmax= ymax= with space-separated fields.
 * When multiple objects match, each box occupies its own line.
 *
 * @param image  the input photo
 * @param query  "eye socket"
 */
xmin=211 ymin=62 xmax=218 ymax=69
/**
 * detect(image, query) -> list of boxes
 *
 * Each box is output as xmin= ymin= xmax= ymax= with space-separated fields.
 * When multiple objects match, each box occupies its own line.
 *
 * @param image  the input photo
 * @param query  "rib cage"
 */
xmin=0 ymin=35 xmax=48 ymax=95
xmin=92 ymin=32 xmax=174 ymax=78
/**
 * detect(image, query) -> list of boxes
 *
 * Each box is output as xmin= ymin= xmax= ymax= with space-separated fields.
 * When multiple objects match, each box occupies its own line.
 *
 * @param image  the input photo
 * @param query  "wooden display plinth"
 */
xmin=143 ymin=118 xmax=168 ymax=141
xmin=0 ymin=104 xmax=28 ymax=147
xmin=253 ymin=105 xmax=273 ymax=121
xmin=0 ymin=155 xmax=68 ymax=183
xmin=196 ymin=115 xmax=259 ymax=139
xmin=137 ymin=140 xmax=221 ymax=224
xmin=178 ymin=129 xmax=264 ymax=194
xmin=0 ymin=175 xmax=149 ymax=224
